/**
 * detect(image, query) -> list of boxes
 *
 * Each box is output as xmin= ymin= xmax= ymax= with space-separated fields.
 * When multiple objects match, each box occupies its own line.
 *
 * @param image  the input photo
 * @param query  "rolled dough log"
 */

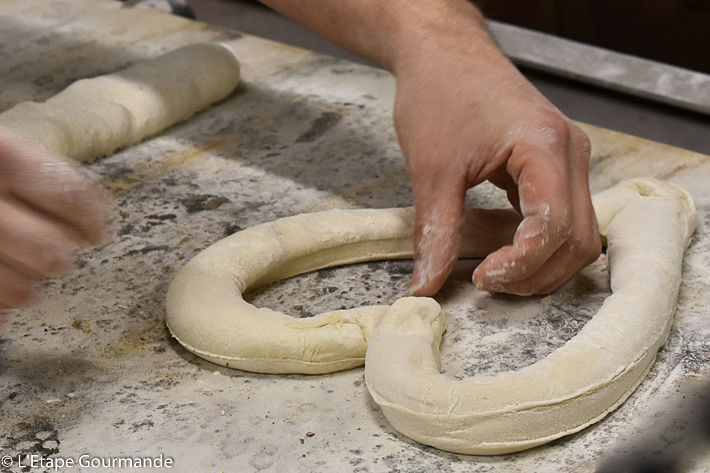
xmin=364 ymin=178 xmax=696 ymax=454
xmin=0 ymin=42 xmax=240 ymax=162
xmin=165 ymin=207 xmax=521 ymax=374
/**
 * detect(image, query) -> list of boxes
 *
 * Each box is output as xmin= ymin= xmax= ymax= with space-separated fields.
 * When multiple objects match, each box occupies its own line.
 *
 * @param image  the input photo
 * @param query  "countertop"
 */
xmin=0 ymin=1 xmax=708 ymax=472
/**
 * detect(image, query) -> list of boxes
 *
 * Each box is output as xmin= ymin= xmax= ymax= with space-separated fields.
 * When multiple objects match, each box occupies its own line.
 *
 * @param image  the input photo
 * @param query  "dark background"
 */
xmin=477 ymin=0 xmax=710 ymax=73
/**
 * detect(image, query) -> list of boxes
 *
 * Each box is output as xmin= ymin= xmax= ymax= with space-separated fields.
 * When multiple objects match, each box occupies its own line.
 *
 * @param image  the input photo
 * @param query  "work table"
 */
xmin=1 ymin=1 xmax=708 ymax=472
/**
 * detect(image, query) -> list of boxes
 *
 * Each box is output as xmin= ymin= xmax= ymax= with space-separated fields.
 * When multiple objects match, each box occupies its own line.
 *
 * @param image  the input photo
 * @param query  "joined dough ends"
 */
xmin=364 ymin=178 xmax=695 ymax=454
xmin=166 ymin=207 xmax=520 ymax=374
xmin=165 ymin=173 xmax=694 ymax=454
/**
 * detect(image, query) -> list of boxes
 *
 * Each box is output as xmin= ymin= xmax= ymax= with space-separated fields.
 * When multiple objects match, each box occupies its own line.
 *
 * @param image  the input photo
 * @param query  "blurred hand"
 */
xmin=394 ymin=18 xmax=601 ymax=296
xmin=0 ymin=128 xmax=108 ymax=309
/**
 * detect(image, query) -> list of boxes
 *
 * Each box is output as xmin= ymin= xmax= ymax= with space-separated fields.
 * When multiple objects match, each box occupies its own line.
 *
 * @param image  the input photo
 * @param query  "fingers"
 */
xmin=475 ymin=237 xmax=596 ymax=296
xmin=408 ymin=163 xmax=466 ymax=297
xmin=474 ymin=154 xmax=570 ymax=290
xmin=0 ymin=259 xmax=37 ymax=308
xmin=0 ymin=129 xmax=107 ymax=245
xmin=0 ymin=129 xmax=110 ymax=310
xmin=473 ymin=124 xmax=601 ymax=295
xmin=0 ymin=196 xmax=79 ymax=279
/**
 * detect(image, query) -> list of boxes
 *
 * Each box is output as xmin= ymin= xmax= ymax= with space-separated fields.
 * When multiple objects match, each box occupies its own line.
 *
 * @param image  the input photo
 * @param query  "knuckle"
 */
xmin=528 ymin=112 xmax=591 ymax=164
xmin=568 ymin=124 xmax=592 ymax=163
xmin=553 ymin=214 xmax=574 ymax=241
xmin=541 ymin=111 xmax=571 ymax=135
xmin=529 ymin=110 xmax=573 ymax=149
xmin=570 ymin=124 xmax=591 ymax=152
xmin=570 ymin=231 xmax=602 ymax=265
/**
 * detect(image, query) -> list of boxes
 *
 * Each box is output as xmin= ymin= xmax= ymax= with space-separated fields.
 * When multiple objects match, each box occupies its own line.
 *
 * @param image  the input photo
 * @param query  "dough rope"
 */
xmin=165 ymin=207 xmax=520 ymax=374
xmin=0 ymin=42 xmax=240 ymax=162
xmin=166 ymin=177 xmax=695 ymax=454
xmin=365 ymin=178 xmax=696 ymax=454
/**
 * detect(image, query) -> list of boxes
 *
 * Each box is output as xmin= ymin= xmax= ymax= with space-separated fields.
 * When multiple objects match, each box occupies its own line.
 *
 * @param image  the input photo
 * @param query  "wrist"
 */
xmin=385 ymin=1 xmax=500 ymax=76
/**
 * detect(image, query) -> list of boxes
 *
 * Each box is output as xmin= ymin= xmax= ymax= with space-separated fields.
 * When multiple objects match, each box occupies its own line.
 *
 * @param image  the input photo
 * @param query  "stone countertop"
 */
xmin=0 ymin=1 xmax=708 ymax=472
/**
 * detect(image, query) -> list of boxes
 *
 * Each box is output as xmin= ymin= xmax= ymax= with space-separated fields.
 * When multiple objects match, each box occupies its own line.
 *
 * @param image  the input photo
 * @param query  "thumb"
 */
xmin=409 ymin=177 xmax=466 ymax=297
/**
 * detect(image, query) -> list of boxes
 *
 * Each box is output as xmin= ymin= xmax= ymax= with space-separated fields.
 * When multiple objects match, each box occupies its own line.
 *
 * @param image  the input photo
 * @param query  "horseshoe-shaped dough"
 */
xmin=0 ymin=42 xmax=240 ymax=162
xmin=165 ymin=208 xmax=521 ymax=373
xmin=364 ymin=178 xmax=696 ymax=454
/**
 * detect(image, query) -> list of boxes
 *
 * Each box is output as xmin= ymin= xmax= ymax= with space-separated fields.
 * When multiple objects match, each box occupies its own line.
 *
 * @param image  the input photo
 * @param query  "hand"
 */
xmin=0 ymin=128 xmax=108 ymax=309
xmin=393 ymin=9 xmax=601 ymax=296
xmin=257 ymin=0 xmax=601 ymax=296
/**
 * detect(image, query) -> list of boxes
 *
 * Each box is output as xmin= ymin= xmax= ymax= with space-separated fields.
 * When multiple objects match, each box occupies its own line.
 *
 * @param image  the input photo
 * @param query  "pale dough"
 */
xmin=0 ymin=42 xmax=240 ymax=162
xmin=365 ymin=178 xmax=696 ymax=454
xmin=165 ymin=207 xmax=521 ymax=373
xmin=165 ymin=178 xmax=695 ymax=454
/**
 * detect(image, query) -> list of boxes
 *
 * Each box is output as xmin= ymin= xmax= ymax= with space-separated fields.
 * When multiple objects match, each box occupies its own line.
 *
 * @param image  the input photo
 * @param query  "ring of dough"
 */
xmin=165 ymin=177 xmax=695 ymax=454
xmin=364 ymin=178 xmax=695 ymax=454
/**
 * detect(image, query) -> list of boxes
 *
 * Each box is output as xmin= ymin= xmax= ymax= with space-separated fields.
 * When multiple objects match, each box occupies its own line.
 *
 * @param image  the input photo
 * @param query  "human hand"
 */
xmin=0 ymin=128 xmax=108 ymax=309
xmin=393 ymin=6 xmax=601 ymax=296
xmin=256 ymin=0 xmax=600 ymax=295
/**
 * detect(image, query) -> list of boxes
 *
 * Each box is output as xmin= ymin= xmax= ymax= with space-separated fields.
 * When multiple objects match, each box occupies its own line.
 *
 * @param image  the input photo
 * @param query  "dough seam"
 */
xmin=367 ymin=349 xmax=656 ymax=418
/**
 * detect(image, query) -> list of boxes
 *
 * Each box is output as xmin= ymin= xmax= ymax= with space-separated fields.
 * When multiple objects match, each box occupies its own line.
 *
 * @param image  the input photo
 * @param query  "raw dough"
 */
xmin=365 ymin=178 xmax=696 ymax=454
xmin=165 ymin=207 xmax=521 ymax=374
xmin=0 ymin=42 xmax=240 ymax=162
xmin=166 ymin=178 xmax=695 ymax=454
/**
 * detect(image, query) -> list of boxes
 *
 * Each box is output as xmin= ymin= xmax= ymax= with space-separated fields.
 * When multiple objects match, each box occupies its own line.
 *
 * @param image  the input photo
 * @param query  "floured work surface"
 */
xmin=0 ymin=1 xmax=708 ymax=472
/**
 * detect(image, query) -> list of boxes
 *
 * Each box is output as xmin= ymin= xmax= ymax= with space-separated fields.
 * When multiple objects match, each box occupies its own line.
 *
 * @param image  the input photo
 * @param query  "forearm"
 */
xmin=258 ymin=0 xmax=495 ymax=73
